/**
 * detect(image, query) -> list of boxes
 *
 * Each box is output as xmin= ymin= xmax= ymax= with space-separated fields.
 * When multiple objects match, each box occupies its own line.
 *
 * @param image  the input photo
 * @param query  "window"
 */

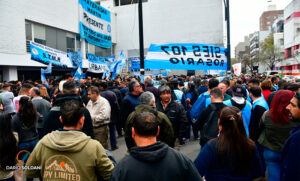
xmin=34 ymin=24 xmax=46 ymax=45
xmin=95 ymin=46 xmax=111 ymax=57
xmin=46 ymin=26 xmax=57 ymax=49
xmin=66 ymin=33 xmax=75 ymax=52
xmin=76 ymin=34 xmax=81 ymax=51
xmin=115 ymin=0 xmax=148 ymax=6
xmin=25 ymin=22 xmax=32 ymax=52
xmin=280 ymin=39 xmax=284 ymax=45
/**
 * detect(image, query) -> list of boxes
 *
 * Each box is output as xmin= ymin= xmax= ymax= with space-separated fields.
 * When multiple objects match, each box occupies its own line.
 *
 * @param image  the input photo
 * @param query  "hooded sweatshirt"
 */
xmin=25 ymin=130 xmax=114 ymax=181
xmin=110 ymin=142 xmax=202 ymax=181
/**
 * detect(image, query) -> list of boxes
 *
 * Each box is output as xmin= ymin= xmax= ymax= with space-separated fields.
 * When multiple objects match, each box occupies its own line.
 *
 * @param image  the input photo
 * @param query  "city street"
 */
xmin=111 ymin=136 xmax=201 ymax=163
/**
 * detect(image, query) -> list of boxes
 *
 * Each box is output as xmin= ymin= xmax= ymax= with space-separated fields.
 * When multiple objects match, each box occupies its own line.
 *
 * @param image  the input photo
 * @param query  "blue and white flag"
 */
xmin=87 ymin=53 xmax=109 ymax=73
xmin=79 ymin=0 xmax=112 ymax=48
xmin=145 ymin=44 xmax=227 ymax=70
xmin=30 ymin=41 xmax=72 ymax=67
xmin=111 ymin=51 xmax=126 ymax=79
xmin=41 ymin=63 xmax=52 ymax=74
xmin=68 ymin=51 xmax=82 ymax=69
xmin=74 ymin=66 xmax=83 ymax=80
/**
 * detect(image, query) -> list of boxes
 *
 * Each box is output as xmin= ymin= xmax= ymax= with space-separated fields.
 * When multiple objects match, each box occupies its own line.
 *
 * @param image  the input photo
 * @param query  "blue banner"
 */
xmin=128 ymin=57 xmax=140 ymax=71
xmin=79 ymin=0 xmax=112 ymax=48
xmin=30 ymin=41 xmax=73 ymax=67
xmin=145 ymin=43 xmax=227 ymax=70
xmin=87 ymin=53 xmax=109 ymax=73
xmin=68 ymin=51 xmax=83 ymax=69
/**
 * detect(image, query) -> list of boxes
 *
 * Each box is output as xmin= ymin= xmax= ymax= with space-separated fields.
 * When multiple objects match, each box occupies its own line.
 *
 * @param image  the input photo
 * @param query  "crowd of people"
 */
xmin=0 ymin=72 xmax=300 ymax=181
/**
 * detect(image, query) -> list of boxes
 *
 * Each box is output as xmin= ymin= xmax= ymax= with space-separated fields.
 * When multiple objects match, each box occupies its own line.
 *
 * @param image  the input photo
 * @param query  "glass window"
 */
xmin=25 ymin=22 xmax=32 ymax=52
xmin=46 ymin=26 xmax=57 ymax=49
xmin=66 ymin=32 xmax=75 ymax=52
xmin=76 ymin=34 xmax=81 ymax=51
xmin=34 ymin=24 xmax=46 ymax=45
xmin=56 ymin=29 xmax=67 ymax=52
xmin=89 ymin=43 xmax=95 ymax=54
xmin=280 ymin=39 xmax=284 ymax=45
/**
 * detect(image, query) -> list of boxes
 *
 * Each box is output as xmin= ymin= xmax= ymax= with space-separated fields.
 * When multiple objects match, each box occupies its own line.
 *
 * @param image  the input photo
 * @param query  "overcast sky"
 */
xmin=230 ymin=0 xmax=292 ymax=57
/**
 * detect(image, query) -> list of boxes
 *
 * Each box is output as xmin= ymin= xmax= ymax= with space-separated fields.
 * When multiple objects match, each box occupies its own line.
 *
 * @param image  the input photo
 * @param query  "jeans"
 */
xmin=109 ymin=123 xmax=117 ymax=149
xmin=185 ymin=116 xmax=199 ymax=139
xmin=18 ymin=138 xmax=39 ymax=152
xmin=263 ymin=147 xmax=281 ymax=181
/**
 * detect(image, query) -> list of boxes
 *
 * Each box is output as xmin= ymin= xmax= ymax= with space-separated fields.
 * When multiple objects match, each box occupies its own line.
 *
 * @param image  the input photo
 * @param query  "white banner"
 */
xmin=232 ymin=63 xmax=242 ymax=76
xmin=86 ymin=53 xmax=109 ymax=73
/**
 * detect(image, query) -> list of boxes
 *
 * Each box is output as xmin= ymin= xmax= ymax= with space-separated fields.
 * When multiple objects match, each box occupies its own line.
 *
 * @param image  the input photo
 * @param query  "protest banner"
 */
xmin=145 ymin=43 xmax=227 ymax=70
xmin=30 ymin=41 xmax=73 ymax=67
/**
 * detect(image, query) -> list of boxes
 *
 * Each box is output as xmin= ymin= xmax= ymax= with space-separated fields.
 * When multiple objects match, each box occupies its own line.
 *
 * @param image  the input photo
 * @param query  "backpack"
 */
xmin=200 ymin=104 xmax=219 ymax=144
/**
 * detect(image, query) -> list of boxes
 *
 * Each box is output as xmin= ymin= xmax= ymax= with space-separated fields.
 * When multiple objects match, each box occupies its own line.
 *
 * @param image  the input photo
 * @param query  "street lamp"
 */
xmin=138 ymin=0 xmax=145 ymax=75
xmin=224 ymin=0 xmax=231 ymax=71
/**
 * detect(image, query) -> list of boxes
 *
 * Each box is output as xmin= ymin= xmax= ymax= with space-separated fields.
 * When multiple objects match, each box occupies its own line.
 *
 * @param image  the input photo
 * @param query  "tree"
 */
xmin=259 ymin=33 xmax=283 ymax=70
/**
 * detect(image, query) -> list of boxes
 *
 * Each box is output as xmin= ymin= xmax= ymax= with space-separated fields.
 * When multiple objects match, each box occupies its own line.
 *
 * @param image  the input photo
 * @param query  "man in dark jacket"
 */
xmin=125 ymin=91 xmax=174 ymax=150
xmin=281 ymin=93 xmax=300 ymax=181
xmin=156 ymin=85 xmax=187 ymax=149
xmin=144 ymin=76 xmax=160 ymax=101
xmin=248 ymin=86 xmax=269 ymax=142
xmin=110 ymin=111 xmax=202 ymax=181
xmin=99 ymin=81 xmax=120 ymax=150
xmin=30 ymin=87 xmax=51 ymax=138
xmin=120 ymin=80 xmax=143 ymax=131
xmin=195 ymin=87 xmax=227 ymax=147
xmin=43 ymin=81 xmax=94 ymax=138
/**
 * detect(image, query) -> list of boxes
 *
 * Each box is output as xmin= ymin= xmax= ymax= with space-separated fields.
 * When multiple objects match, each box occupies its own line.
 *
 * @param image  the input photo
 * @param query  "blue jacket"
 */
xmin=281 ymin=125 xmax=300 ymax=181
xmin=252 ymin=97 xmax=269 ymax=110
xmin=223 ymin=99 xmax=252 ymax=136
xmin=194 ymin=140 xmax=264 ymax=181
xmin=190 ymin=92 xmax=210 ymax=120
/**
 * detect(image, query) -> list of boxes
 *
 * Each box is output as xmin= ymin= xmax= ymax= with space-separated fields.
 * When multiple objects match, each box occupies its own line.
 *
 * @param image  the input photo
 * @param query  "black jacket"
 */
xmin=145 ymin=85 xmax=160 ymax=101
xmin=249 ymin=105 xmax=267 ymax=142
xmin=100 ymin=90 xmax=120 ymax=123
xmin=156 ymin=100 xmax=187 ymax=140
xmin=43 ymin=94 xmax=94 ymax=138
xmin=195 ymin=103 xmax=227 ymax=146
xmin=110 ymin=142 xmax=202 ymax=181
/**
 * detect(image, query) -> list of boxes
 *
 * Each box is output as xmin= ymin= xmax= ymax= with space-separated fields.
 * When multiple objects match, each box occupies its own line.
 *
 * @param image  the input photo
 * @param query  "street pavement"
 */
xmin=111 ymin=136 xmax=201 ymax=163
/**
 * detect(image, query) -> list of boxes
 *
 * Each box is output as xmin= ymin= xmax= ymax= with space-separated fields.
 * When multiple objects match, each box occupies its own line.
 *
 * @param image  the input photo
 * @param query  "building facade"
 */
xmin=0 ymin=0 xmax=225 ymax=81
xmin=260 ymin=10 xmax=284 ymax=31
xmin=281 ymin=0 xmax=300 ymax=75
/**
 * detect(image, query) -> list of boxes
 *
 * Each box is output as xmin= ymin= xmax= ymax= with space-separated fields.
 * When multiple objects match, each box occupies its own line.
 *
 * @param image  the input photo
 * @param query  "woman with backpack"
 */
xmin=194 ymin=106 xmax=264 ymax=181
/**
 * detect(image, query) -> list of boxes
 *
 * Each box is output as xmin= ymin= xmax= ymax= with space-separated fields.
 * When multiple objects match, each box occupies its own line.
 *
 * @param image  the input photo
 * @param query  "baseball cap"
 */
xmin=232 ymin=85 xmax=244 ymax=97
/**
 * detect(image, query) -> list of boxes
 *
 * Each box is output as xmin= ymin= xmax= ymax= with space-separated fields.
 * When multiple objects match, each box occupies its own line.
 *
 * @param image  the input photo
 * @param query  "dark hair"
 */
xmin=0 ymin=114 xmax=17 ymax=171
xmin=159 ymin=85 xmax=171 ymax=95
xmin=63 ymin=81 xmax=76 ymax=94
xmin=271 ymin=77 xmax=277 ymax=83
xmin=128 ymin=80 xmax=138 ymax=92
xmin=19 ymin=96 xmax=37 ymax=128
xmin=248 ymin=79 xmax=260 ymax=86
xmin=286 ymin=83 xmax=300 ymax=92
xmin=270 ymin=90 xmax=295 ymax=125
xmin=217 ymin=106 xmax=256 ymax=175
xmin=209 ymin=78 xmax=219 ymax=89
xmin=278 ymin=80 xmax=287 ymax=89
xmin=99 ymin=81 xmax=108 ymax=90
xmin=221 ymin=79 xmax=230 ymax=87
xmin=248 ymin=86 xmax=261 ymax=98
xmin=3 ymin=84 xmax=10 ymax=89
xmin=65 ymin=73 xmax=73 ymax=80
xmin=294 ymin=92 xmax=300 ymax=108
xmin=31 ymin=87 xmax=40 ymax=96
xmin=87 ymin=86 xmax=99 ymax=95
xmin=22 ymin=83 xmax=32 ymax=89
xmin=60 ymin=99 xmax=85 ymax=127
xmin=133 ymin=112 xmax=159 ymax=137
xmin=187 ymin=82 xmax=199 ymax=98
xmin=210 ymin=87 xmax=223 ymax=99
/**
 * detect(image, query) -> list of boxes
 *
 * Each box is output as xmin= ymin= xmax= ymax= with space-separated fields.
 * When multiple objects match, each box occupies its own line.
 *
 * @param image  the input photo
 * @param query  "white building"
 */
xmin=281 ymin=0 xmax=300 ymax=75
xmin=0 ymin=0 xmax=224 ymax=81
